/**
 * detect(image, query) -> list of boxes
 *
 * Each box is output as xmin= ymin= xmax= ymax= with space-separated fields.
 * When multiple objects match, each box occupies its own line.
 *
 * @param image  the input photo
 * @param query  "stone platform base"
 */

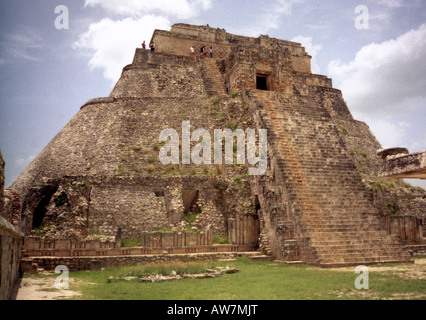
xmin=21 ymin=251 xmax=267 ymax=272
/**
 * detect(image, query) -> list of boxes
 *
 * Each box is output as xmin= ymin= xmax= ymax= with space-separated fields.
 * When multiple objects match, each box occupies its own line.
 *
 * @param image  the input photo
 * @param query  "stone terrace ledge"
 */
xmin=378 ymin=148 xmax=426 ymax=179
xmin=21 ymin=251 xmax=264 ymax=272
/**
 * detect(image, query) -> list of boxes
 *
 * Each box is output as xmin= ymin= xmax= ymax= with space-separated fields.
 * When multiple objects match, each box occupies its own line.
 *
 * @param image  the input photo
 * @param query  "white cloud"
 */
xmin=84 ymin=0 xmax=212 ymax=19
xmin=235 ymin=0 xmax=300 ymax=36
xmin=328 ymin=23 xmax=426 ymax=116
xmin=14 ymin=155 xmax=35 ymax=169
xmin=327 ymin=23 xmax=426 ymax=153
xmin=2 ymin=27 xmax=42 ymax=62
xmin=77 ymin=0 xmax=213 ymax=84
xmin=74 ymin=15 xmax=170 ymax=83
xmin=264 ymin=0 xmax=294 ymax=27
xmin=291 ymin=36 xmax=322 ymax=74
xmin=379 ymin=0 xmax=404 ymax=8
xmin=368 ymin=119 xmax=409 ymax=149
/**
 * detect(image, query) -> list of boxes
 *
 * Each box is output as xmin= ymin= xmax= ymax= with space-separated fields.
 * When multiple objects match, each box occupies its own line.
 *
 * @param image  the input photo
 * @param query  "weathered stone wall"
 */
xmin=0 ymin=218 xmax=24 ymax=300
xmin=24 ymin=251 xmax=258 ymax=271
xmin=0 ymin=151 xmax=4 ymax=219
xmin=110 ymin=50 xmax=206 ymax=99
xmin=11 ymin=70 xmax=257 ymax=239
xmin=86 ymin=176 xmax=239 ymax=238
xmin=140 ymin=229 xmax=212 ymax=247
xmin=152 ymin=29 xmax=231 ymax=60
xmin=380 ymin=151 xmax=426 ymax=179
xmin=0 ymin=150 xmax=24 ymax=300
xmin=90 ymin=184 xmax=169 ymax=236
xmin=380 ymin=215 xmax=423 ymax=242
xmin=19 ymin=173 xmax=253 ymax=240
xmin=151 ymin=24 xmax=312 ymax=74
xmin=23 ymin=230 xmax=212 ymax=256
xmin=321 ymin=88 xmax=426 ymax=218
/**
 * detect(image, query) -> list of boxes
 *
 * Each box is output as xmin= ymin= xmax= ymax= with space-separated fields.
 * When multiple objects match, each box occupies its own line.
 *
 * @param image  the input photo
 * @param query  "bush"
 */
xmin=210 ymin=97 xmax=220 ymax=105
xmin=227 ymin=121 xmax=238 ymax=131
xmin=54 ymin=192 xmax=67 ymax=207
xmin=184 ymin=213 xmax=198 ymax=224
xmin=131 ymin=164 xmax=141 ymax=172
xmin=88 ymin=228 xmax=102 ymax=235
xmin=146 ymin=164 xmax=155 ymax=172
xmin=121 ymin=238 xmax=142 ymax=247
xmin=213 ymin=235 xmax=230 ymax=244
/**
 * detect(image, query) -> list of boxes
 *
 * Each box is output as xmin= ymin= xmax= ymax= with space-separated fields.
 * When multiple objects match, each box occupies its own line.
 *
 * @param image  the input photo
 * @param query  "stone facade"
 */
xmin=379 ymin=149 xmax=426 ymax=179
xmin=10 ymin=24 xmax=424 ymax=267
xmin=0 ymin=151 xmax=3 ymax=218
xmin=22 ymin=251 xmax=260 ymax=272
xmin=0 ymin=150 xmax=24 ymax=300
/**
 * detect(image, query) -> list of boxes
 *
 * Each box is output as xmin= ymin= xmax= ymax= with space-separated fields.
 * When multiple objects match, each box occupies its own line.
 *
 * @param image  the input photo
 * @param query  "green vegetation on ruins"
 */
xmin=113 ymin=94 xmax=253 ymax=181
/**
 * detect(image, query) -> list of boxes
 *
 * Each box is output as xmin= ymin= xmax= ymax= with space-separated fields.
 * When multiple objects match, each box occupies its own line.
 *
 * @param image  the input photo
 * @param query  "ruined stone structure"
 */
xmin=0 ymin=150 xmax=24 ymax=300
xmin=10 ymin=24 xmax=423 ymax=267
xmin=378 ymin=148 xmax=426 ymax=180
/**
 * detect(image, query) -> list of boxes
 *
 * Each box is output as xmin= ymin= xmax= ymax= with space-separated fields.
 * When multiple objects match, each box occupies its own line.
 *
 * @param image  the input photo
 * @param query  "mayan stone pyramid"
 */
xmin=11 ymin=24 xmax=413 ymax=266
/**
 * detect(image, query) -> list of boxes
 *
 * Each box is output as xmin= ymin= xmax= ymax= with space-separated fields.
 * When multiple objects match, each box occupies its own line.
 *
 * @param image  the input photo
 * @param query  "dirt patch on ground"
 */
xmin=331 ymin=289 xmax=426 ymax=300
xmin=12 ymin=276 xmax=83 ymax=300
xmin=328 ymin=258 xmax=426 ymax=281
xmin=326 ymin=259 xmax=426 ymax=300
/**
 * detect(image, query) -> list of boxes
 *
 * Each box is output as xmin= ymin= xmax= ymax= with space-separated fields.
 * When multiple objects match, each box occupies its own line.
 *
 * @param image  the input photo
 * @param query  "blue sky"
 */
xmin=0 ymin=0 xmax=425 ymax=188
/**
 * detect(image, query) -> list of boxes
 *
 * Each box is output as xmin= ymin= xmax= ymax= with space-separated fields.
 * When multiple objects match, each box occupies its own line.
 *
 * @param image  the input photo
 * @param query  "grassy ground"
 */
xmin=18 ymin=257 xmax=426 ymax=300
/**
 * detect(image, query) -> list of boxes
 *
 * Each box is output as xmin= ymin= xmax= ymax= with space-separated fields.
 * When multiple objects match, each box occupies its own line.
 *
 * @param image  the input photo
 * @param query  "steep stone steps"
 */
xmin=317 ymin=252 xmax=412 ymax=262
xmin=311 ymin=243 xmax=406 ymax=252
xmin=316 ymin=259 xmax=412 ymax=268
xmin=254 ymin=90 xmax=412 ymax=266
xmin=309 ymin=238 xmax=401 ymax=245
xmin=199 ymin=57 xmax=226 ymax=97
xmin=248 ymin=254 xmax=276 ymax=262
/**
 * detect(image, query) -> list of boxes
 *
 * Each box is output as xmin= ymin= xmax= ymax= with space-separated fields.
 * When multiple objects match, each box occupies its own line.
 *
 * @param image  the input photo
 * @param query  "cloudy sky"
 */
xmin=0 ymin=0 xmax=425 ymax=188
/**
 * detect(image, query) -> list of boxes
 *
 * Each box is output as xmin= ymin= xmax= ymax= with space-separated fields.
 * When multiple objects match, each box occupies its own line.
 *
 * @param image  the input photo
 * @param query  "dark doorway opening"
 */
xmin=182 ymin=189 xmax=201 ymax=214
xmin=256 ymin=75 xmax=268 ymax=90
xmin=32 ymin=196 xmax=52 ymax=229
xmin=255 ymin=195 xmax=261 ymax=213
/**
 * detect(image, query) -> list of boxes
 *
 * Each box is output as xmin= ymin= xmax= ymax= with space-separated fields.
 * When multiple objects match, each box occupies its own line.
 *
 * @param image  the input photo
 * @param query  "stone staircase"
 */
xmin=199 ymin=57 xmax=226 ymax=97
xmin=255 ymin=90 xmax=413 ymax=267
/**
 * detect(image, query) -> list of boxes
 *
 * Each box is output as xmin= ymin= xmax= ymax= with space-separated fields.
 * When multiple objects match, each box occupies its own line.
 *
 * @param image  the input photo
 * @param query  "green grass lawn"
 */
xmin=44 ymin=257 xmax=426 ymax=300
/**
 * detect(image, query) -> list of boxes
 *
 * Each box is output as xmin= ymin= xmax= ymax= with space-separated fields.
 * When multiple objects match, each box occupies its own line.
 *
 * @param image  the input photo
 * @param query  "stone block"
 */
xmin=20 ymin=260 xmax=38 ymax=274
xmin=90 ymin=260 xmax=101 ymax=271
